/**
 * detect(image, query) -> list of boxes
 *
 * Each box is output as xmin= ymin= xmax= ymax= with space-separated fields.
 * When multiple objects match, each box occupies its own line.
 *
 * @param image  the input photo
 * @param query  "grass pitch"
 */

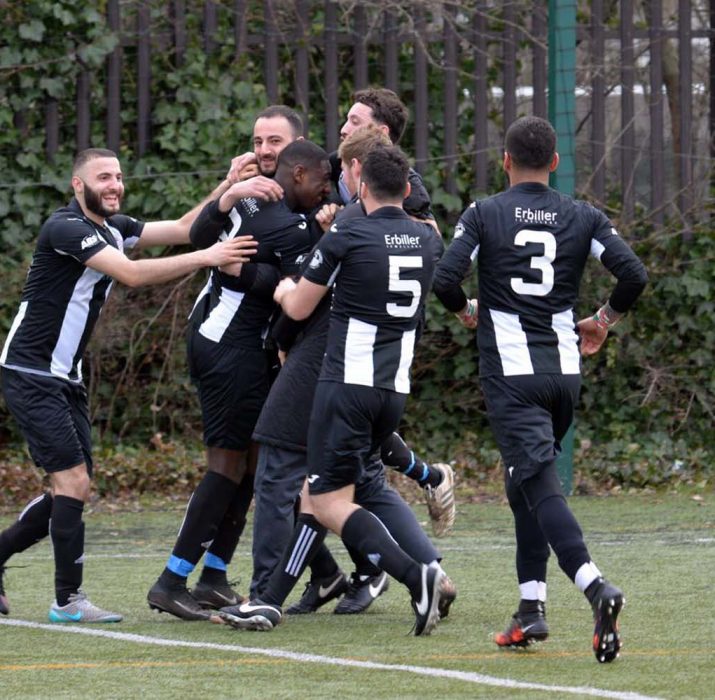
xmin=0 ymin=492 xmax=713 ymax=699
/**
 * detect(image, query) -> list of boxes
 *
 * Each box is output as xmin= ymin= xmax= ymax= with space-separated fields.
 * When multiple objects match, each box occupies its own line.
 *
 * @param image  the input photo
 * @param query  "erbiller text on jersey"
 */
xmin=384 ymin=233 xmax=422 ymax=247
xmin=514 ymin=207 xmax=558 ymax=224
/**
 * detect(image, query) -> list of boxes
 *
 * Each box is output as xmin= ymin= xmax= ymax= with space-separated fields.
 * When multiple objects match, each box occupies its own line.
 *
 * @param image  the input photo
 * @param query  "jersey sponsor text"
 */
xmin=384 ymin=233 xmax=421 ymax=248
xmin=514 ymin=206 xmax=557 ymax=225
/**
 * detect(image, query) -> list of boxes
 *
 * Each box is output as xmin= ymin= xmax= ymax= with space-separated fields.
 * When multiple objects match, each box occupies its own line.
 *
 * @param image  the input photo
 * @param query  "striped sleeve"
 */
xmin=432 ymin=203 xmax=481 ymax=312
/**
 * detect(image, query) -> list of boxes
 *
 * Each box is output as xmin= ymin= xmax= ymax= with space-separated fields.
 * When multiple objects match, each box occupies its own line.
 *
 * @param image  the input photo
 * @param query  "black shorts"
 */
xmin=480 ymin=373 xmax=580 ymax=487
xmin=1 ymin=368 xmax=93 ymax=475
xmin=187 ymin=329 xmax=270 ymax=451
xmin=307 ymin=381 xmax=406 ymax=495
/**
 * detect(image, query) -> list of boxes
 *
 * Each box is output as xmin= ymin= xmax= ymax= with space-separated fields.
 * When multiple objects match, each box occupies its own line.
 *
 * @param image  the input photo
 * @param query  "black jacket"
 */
xmin=328 ymin=151 xmax=435 ymax=221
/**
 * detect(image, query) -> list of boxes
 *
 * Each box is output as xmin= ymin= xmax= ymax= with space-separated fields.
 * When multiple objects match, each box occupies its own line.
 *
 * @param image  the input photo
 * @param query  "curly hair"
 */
xmin=352 ymin=88 xmax=409 ymax=144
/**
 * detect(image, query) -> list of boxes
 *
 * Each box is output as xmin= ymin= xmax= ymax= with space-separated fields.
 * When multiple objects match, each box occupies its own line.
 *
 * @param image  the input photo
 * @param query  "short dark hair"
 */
xmin=276 ymin=139 xmax=328 ymax=171
xmin=505 ymin=116 xmax=556 ymax=170
xmin=72 ymin=148 xmax=117 ymax=174
xmin=361 ymin=145 xmax=409 ymax=201
xmin=255 ymin=105 xmax=304 ymax=139
xmin=352 ymin=88 xmax=408 ymax=144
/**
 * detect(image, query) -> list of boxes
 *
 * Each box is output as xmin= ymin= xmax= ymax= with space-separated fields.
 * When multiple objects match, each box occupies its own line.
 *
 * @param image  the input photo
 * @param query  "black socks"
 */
xmin=380 ymin=432 xmax=443 ymax=488
xmin=168 ymin=471 xmax=238 ymax=577
xmin=309 ymin=542 xmax=342 ymax=580
xmin=345 ymin=543 xmax=381 ymax=578
xmin=50 ymin=495 xmax=85 ymax=606
xmin=262 ymin=513 xmax=327 ymax=606
xmin=0 ymin=493 xmax=53 ymax=567
xmin=203 ymin=471 xmax=254 ymax=574
xmin=340 ymin=508 xmax=421 ymax=598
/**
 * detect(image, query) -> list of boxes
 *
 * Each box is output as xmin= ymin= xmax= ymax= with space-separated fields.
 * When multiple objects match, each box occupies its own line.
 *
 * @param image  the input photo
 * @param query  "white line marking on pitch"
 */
xmin=0 ymin=618 xmax=662 ymax=700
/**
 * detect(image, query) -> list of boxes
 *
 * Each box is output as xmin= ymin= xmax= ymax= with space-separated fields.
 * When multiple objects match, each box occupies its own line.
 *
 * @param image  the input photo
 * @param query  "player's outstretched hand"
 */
xmin=273 ymin=276 xmax=297 ymax=305
xmin=577 ymin=316 xmax=608 ymax=356
xmin=204 ymin=235 xmax=257 ymax=268
xmin=456 ymin=299 xmax=478 ymax=329
xmin=316 ymin=203 xmax=342 ymax=231
xmin=227 ymin=152 xmax=259 ymax=183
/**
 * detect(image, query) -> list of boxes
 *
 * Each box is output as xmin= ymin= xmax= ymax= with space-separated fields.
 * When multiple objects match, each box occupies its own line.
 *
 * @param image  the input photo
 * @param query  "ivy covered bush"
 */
xmin=0 ymin=2 xmax=711 ymax=504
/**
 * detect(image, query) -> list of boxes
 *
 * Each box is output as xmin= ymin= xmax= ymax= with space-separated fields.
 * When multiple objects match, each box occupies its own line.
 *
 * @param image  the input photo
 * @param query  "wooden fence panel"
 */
xmin=137 ymin=2 xmax=151 ymax=157
xmin=106 ymin=0 xmax=121 ymax=153
xmin=649 ymin=0 xmax=665 ymax=225
xmin=620 ymin=0 xmax=635 ymax=222
xmin=413 ymin=7 xmax=428 ymax=172
xmin=294 ymin=0 xmax=310 ymax=131
xmin=264 ymin=0 xmax=279 ymax=103
xmin=383 ymin=9 xmax=398 ymax=93
xmin=173 ymin=0 xmax=187 ymax=66
xmin=323 ymin=1 xmax=339 ymax=153
xmin=76 ymin=68 xmax=90 ymax=152
xmin=502 ymin=2 xmax=517 ymax=131
xmin=234 ymin=0 xmax=247 ymax=60
xmin=472 ymin=4 xmax=489 ymax=194
xmin=589 ymin=0 xmax=606 ymax=205
xmin=353 ymin=5 xmax=368 ymax=90
xmin=39 ymin=1 xmax=710 ymax=225
xmin=204 ymin=0 xmax=217 ymax=55
xmin=532 ymin=2 xmax=547 ymax=119
xmin=443 ymin=4 xmax=458 ymax=197
xmin=678 ymin=0 xmax=693 ymax=221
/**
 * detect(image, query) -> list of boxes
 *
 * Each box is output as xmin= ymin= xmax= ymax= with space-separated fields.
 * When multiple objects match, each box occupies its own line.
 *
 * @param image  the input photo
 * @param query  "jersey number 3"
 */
xmin=511 ymin=229 xmax=556 ymax=296
xmin=387 ymin=255 xmax=422 ymax=318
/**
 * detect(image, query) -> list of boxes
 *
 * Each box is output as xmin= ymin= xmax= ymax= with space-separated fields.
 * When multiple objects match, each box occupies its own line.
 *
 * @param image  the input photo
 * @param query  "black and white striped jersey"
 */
xmin=302 ymin=206 xmax=437 ymax=394
xmin=433 ymin=182 xmax=647 ymax=377
xmin=188 ymin=197 xmax=316 ymax=349
xmin=1 ymin=198 xmax=144 ymax=383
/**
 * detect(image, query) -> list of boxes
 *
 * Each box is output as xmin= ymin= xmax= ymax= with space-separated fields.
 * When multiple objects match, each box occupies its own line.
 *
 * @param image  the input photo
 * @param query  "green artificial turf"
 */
xmin=1 ymin=492 xmax=713 ymax=699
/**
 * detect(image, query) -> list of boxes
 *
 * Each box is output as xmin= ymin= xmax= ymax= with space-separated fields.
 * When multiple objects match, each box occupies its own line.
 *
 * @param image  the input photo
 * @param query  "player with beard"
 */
xmin=243 ymin=126 xmax=455 ymax=622
xmin=220 ymin=145 xmax=450 ymax=636
xmin=146 ymin=140 xmax=333 ymax=621
xmin=0 ymin=148 xmax=260 ymax=622
xmin=228 ymin=105 xmax=305 ymax=181
xmin=162 ymin=105 xmax=354 ymax=617
xmin=219 ymin=107 xmax=452 ymax=617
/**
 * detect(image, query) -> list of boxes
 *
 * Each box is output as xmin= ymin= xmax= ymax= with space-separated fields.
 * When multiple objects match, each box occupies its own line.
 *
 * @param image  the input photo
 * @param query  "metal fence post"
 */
xmin=548 ymin=0 xmax=576 ymax=495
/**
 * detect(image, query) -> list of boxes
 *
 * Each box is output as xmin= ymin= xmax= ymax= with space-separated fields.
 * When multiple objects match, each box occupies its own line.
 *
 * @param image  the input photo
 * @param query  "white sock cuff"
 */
xmin=519 ymin=580 xmax=546 ymax=601
xmin=574 ymin=561 xmax=602 ymax=592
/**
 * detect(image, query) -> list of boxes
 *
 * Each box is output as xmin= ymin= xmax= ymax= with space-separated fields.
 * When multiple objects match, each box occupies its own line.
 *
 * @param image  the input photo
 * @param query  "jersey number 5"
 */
xmin=387 ymin=255 xmax=422 ymax=318
xmin=510 ymin=229 xmax=556 ymax=296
